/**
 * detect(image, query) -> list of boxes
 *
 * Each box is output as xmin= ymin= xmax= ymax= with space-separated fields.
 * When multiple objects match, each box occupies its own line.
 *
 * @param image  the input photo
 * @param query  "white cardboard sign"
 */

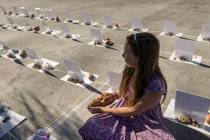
xmin=89 ymin=28 xmax=103 ymax=43
xmin=175 ymin=90 xmax=210 ymax=126
xmin=0 ymin=5 xmax=6 ymax=13
xmin=163 ymin=20 xmax=176 ymax=34
xmin=81 ymin=13 xmax=92 ymax=24
xmin=64 ymin=12 xmax=73 ymax=21
xmin=20 ymin=7 xmax=30 ymax=17
xmin=61 ymin=24 xmax=71 ymax=36
xmin=201 ymin=24 xmax=210 ymax=38
xmin=6 ymin=17 xmax=14 ymax=25
xmin=104 ymin=16 xmax=113 ymax=27
xmin=174 ymin=38 xmax=194 ymax=60
xmin=63 ymin=59 xmax=83 ymax=81
xmin=108 ymin=71 xmax=122 ymax=93
xmin=131 ymin=16 xmax=143 ymax=30
xmin=0 ymin=45 xmax=3 ymax=51
xmin=23 ymin=19 xmax=31 ymax=26
xmin=0 ymin=45 xmax=4 ymax=51
xmin=60 ymin=24 xmax=82 ymax=40
xmin=35 ymin=8 xmax=42 ymax=16
xmin=12 ymin=6 xmax=19 ymax=15
xmin=46 ymin=9 xmax=55 ymax=19
xmin=0 ymin=41 xmax=9 ymax=50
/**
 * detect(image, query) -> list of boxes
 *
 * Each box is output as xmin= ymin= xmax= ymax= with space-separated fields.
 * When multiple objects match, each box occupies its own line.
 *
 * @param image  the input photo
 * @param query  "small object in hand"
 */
xmin=88 ymin=73 xmax=96 ymax=81
xmin=2 ymin=116 xmax=10 ymax=123
xmin=101 ymin=93 xmax=119 ymax=106
xmin=55 ymin=16 xmax=60 ymax=22
xmin=20 ymin=50 xmax=27 ymax=58
xmin=203 ymin=37 xmax=210 ymax=42
xmin=179 ymin=56 xmax=190 ymax=62
xmin=113 ymin=23 xmax=120 ymax=28
xmin=164 ymin=32 xmax=174 ymax=36
xmin=88 ymin=93 xmax=119 ymax=107
xmin=68 ymin=77 xmax=84 ymax=84
xmin=34 ymin=26 xmax=40 ymax=32
xmin=88 ymin=98 xmax=103 ymax=107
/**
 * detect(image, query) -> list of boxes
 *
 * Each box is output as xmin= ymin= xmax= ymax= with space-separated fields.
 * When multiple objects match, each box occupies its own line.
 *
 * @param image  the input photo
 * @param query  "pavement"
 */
xmin=0 ymin=0 xmax=210 ymax=140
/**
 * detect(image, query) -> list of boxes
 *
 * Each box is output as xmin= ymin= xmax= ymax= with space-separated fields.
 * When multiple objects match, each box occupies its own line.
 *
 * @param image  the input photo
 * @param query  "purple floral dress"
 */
xmin=79 ymin=74 xmax=175 ymax=140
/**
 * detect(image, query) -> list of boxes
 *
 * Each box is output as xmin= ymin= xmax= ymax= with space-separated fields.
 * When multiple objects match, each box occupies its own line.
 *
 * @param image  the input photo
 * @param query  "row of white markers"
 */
xmin=0 ymin=44 xmax=122 ymax=92
xmin=0 ymin=5 xmax=210 ymax=43
xmin=0 ymin=5 xmax=206 ymax=72
xmin=0 ymin=16 xmax=204 ymax=67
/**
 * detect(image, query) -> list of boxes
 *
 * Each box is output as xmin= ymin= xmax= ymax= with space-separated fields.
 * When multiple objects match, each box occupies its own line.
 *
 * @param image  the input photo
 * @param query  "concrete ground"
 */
xmin=0 ymin=0 xmax=210 ymax=139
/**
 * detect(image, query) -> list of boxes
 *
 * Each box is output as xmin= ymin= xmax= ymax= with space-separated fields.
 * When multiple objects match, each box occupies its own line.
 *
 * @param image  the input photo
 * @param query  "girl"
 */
xmin=79 ymin=32 xmax=175 ymax=140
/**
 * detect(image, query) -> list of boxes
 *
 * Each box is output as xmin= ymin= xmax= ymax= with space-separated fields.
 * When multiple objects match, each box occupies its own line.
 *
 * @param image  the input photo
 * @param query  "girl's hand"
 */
xmin=87 ymin=106 xmax=104 ymax=114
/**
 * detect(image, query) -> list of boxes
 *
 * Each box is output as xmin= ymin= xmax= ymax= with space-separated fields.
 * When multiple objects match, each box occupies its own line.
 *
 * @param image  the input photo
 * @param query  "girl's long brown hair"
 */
xmin=119 ymin=33 xmax=167 ymax=106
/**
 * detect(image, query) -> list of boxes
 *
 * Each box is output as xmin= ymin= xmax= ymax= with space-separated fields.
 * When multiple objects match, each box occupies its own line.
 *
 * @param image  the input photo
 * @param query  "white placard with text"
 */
xmin=175 ymin=90 xmax=210 ymax=126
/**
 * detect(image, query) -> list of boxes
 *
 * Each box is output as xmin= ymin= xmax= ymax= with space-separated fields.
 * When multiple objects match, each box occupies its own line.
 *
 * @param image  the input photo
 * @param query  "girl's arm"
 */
xmin=89 ymin=92 xmax=162 ymax=117
xmin=103 ymin=93 xmax=162 ymax=116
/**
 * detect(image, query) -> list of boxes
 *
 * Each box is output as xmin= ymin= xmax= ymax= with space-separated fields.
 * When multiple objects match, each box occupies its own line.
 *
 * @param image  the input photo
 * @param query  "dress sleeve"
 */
xmin=144 ymin=74 xmax=166 ymax=94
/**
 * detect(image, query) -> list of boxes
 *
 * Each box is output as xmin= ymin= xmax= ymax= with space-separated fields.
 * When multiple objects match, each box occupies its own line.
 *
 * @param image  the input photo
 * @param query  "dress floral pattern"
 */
xmin=79 ymin=74 xmax=175 ymax=140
